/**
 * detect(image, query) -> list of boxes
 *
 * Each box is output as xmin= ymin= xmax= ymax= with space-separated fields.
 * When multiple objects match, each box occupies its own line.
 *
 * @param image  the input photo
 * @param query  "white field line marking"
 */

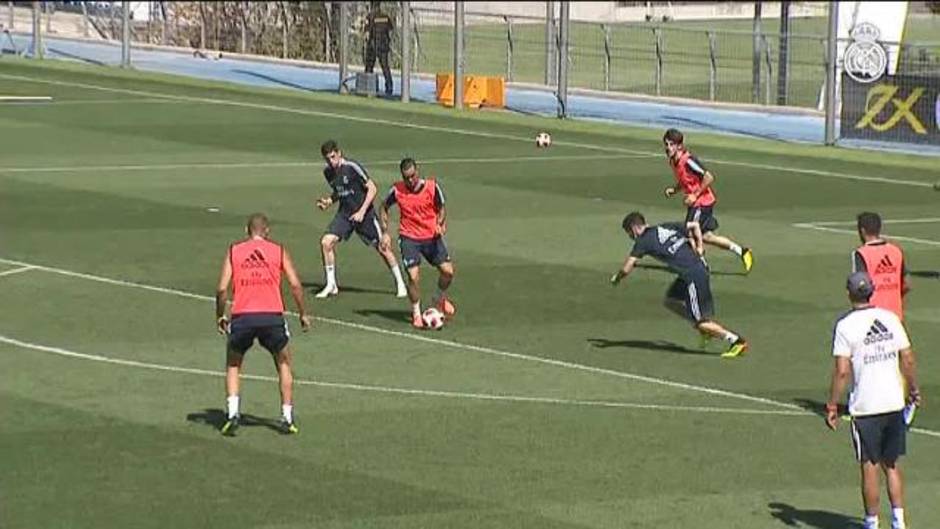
xmin=3 ymin=258 xmax=939 ymax=439
xmin=805 ymin=218 xmax=940 ymax=227
xmin=1 ymin=98 xmax=180 ymax=106
xmin=0 ymin=333 xmax=805 ymax=417
xmin=0 ymin=256 xmax=798 ymax=411
xmin=0 ymin=265 xmax=36 ymax=277
xmin=0 ymin=154 xmax=645 ymax=175
xmin=2 ymin=73 xmax=937 ymax=188
xmin=792 ymin=223 xmax=940 ymax=248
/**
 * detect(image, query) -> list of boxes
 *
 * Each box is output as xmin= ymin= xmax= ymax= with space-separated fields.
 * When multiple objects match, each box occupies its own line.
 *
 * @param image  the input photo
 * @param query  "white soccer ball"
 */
xmin=535 ymin=131 xmax=552 ymax=148
xmin=422 ymin=307 xmax=445 ymax=330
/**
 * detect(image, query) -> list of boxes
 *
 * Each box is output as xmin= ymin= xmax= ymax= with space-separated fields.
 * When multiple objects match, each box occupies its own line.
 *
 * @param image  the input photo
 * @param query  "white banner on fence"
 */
xmin=818 ymin=1 xmax=909 ymax=111
xmin=837 ymin=1 xmax=909 ymax=77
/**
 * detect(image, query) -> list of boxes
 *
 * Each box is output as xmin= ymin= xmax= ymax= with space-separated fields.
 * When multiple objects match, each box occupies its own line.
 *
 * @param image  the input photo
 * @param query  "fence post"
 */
xmin=653 ymin=27 xmax=663 ymax=96
xmin=82 ymin=1 xmax=89 ymax=37
xmin=505 ymin=16 xmax=513 ymax=82
xmin=454 ymin=1 xmax=464 ymax=110
xmin=338 ymin=1 xmax=348 ymax=93
xmin=602 ymin=24 xmax=611 ymax=91
xmin=281 ymin=2 xmax=289 ymax=59
xmin=31 ymin=1 xmax=42 ymax=58
xmin=544 ymin=1 xmax=554 ymax=85
xmin=752 ymin=1 xmax=762 ymax=103
xmin=240 ymin=3 xmax=247 ymax=53
xmin=557 ymin=1 xmax=569 ymax=117
xmin=707 ymin=31 xmax=717 ymax=101
xmin=8 ymin=2 xmax=13 ymax=31
xmin=763 ymin=34 xmax=773 ymax=105
xmin=121 ymin=0 xmax=130 ymax=67
xmin=44 ymin=1 xmax=51 ymax=34
xmin=777 ymin=0 xmax=791 ymax=105
xmin=824 ymin=1 xmax=838 ymax=145
xmin=401 ymin=0 xmax=411 ymax=103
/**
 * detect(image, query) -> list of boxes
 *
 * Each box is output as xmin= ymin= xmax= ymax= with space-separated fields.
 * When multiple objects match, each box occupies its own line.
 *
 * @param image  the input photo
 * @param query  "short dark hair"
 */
xmin=400 ymin=157 xmax=416 ymax=172
xmin=663 ymin=128 xmax=684 ymax=144
xmin=857 ymin=211 xmax=882 ymax=236
xmin=320 ymin=139 xmax=339 ymax=158
xmin=622 ymin=211 xmax=646 ymax=231
xmin=246 ymin=212 xmax=269 ymax=235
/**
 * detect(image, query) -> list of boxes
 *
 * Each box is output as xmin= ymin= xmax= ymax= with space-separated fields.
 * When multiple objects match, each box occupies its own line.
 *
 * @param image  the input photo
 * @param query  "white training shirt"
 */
xmin=831 ymin=306 xmax=910 ymax=417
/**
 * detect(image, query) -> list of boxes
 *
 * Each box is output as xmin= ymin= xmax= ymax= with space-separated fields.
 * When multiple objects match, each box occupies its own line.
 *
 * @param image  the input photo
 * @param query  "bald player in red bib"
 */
xmin=215 ymin=213 xmax=312 ymax=436
xmin=662 ymin=128 xmax=753 ymax=273
xmin=380 ymin=157 xmax=456 ymax=328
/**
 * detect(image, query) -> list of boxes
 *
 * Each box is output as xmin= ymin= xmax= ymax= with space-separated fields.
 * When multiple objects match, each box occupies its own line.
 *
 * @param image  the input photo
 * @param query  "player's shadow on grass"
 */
xmin=792 ymin=398 xmax=848 ymax=418
xmin=303 ymin=282 xmax=391 ymax=296
xmin=186 ymin=408 xmax=284 ymax=434
xmin=587 ymin=338 xmax=715 ymax=357
xmin=768 ymin=502 xmax=861 ymax=528
xmin=635 ymin=263 xmax=745 ymax=277
xmin=354 ymin=308 xmax=412 ymax=323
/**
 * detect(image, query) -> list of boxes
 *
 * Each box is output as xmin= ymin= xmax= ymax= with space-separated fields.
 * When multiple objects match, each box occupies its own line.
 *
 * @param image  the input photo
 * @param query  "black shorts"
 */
xmin=665 ymin=269 xmax=714 ymax=323
xmin=227 ymin=313 xmax=290 ymax=356
xmin=686 ymin=205 xmax=719 ymax=233
xmin=399 ymin=235 xmax=450 ymax=269
xmin=851 ymin=410 xmax=906 ymax=463
xmin=327 ymin=207 xmax=382 ymax=247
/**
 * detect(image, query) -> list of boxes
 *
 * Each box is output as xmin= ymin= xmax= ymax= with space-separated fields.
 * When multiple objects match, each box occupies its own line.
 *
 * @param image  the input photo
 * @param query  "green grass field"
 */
xmin=2 ymin=58 xmax=940 ymax=529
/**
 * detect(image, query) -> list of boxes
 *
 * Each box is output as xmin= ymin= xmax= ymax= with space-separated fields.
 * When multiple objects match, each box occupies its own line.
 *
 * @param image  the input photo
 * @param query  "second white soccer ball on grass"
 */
xmin=535 ymin=132 xmax=552 ymax=148
xmin=422 ymin=307 xmax=445 ymax=330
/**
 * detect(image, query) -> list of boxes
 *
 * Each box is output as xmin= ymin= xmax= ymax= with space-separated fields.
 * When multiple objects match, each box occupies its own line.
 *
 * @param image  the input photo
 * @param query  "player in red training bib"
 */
xmin=215 ymin=213 xmax=312 ymax=436
xmin=662 ymin=128 xmax=753 ymax=273
xmin=380 ymin=157 xmax=455 ymax=328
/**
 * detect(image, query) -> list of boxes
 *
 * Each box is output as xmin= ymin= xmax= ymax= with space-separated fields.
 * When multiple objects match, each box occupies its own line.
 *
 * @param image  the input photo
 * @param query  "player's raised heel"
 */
xmin=437 ymin=298 xmax=456 ymax=317
xmin=741 ymin=248 xmax=754 ymax=273
xmin=315 ymin=284 xmax=339 ymax=298
xmin=279 ymin=418 xmax=299 ymax=435
xmin=220 ymin=415 xmax=240 ymax=436
xmin=721 ymin=338 xmax=749 ymax=359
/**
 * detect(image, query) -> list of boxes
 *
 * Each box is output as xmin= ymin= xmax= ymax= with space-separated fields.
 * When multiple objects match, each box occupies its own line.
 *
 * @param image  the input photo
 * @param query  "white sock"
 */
xmin=226 ymin=395 xmax=240 ymax=419
xmin=325 ymin=264 xmax=336 ymax=286
xmin=282 ymin=404 xmax=293 ymax=423
xmin=390 ymin=265 xmax=405 ymax=289
xmin=892 ymin=508 xmax=905 ymax=528
xmin=728 ymin=243 xmax=743 ymax=256
xmin=864 ymin=514 xmax=879 ymax=529
xmin=412 ymin=301 xmax=421 ymax=316
xmin=723 ymin=332 xmax=739 ymax=344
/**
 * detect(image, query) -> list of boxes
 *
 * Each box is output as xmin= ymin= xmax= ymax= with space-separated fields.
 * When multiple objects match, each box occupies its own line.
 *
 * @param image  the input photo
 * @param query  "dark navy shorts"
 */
xmin=851 ymin=410 xmax=906 ymax=463
xmin=227 ymin=313 xmax=290 ymax=356
xmin=399 ymin=235 xmax=450 ymax=269
xmin=665 ymin=269 xmax=714 ymax=323
xmin=686 ymin=205 xmax=719 ymax=233
xmin=327 ymin=207 xmax=382 ymax=247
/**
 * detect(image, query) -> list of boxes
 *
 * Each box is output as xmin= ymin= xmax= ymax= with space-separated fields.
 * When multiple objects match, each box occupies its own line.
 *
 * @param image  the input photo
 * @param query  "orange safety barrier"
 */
xmin=435 ymin=74 xmax=505 ymax=109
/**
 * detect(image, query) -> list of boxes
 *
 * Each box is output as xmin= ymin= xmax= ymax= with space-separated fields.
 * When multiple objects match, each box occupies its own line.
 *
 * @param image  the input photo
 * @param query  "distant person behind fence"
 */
xmin=364 ymin=1 xmax=394 ymax=96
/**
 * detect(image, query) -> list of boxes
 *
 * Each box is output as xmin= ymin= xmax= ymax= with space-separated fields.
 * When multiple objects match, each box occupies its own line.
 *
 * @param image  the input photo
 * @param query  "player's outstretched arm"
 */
xmin=215 ymin=254 xmax=233 ymax=334
xmin=282 ymin=250 xmax=312 ymax=331
xmin=611 ymin=256 xmax=638 ymax=286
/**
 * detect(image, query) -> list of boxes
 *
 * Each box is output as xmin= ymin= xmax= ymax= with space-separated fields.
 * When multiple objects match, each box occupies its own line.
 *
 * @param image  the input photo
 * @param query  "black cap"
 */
xmin=847 ymin=271 xmax=874 ymax=299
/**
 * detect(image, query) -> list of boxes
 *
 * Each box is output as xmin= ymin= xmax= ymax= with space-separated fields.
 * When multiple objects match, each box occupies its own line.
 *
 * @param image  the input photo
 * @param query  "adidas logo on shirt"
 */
xmin=240 ymin=249 xmax=268 ymax=269
xmin=874 ymin=254 xmax=897 ymax=274
xmin=863 ymin=318 xmax=894 ymax=345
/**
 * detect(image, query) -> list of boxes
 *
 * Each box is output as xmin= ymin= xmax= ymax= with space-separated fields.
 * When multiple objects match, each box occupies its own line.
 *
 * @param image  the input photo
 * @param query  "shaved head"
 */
xmin=246 ymin=213 xmax=270 ymax=236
